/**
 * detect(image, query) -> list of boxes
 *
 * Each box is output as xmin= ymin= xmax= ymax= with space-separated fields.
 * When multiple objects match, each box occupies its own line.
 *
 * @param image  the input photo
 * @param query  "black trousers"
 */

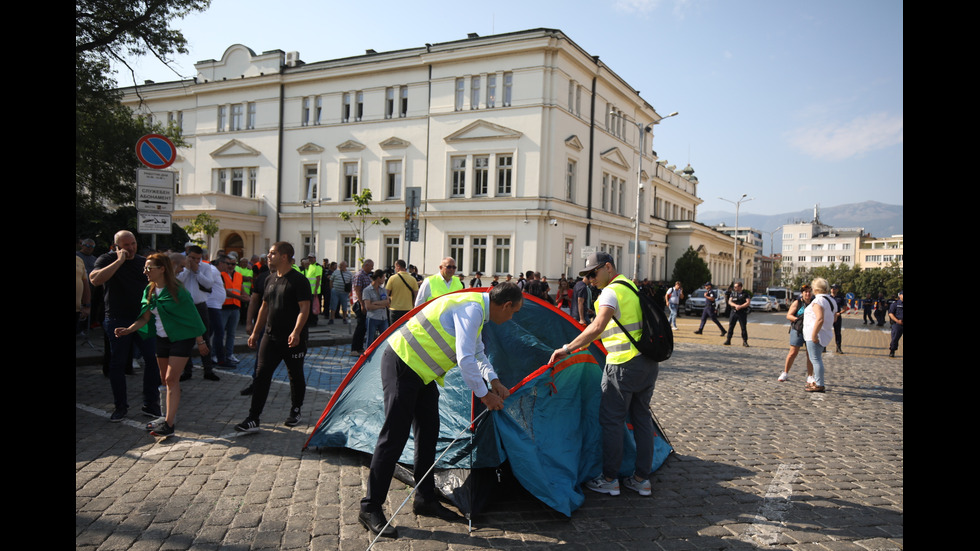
xmin=698 ymin=308 xmax=725 ymax=332
xmin=727 ymin=310 xmax=748 ymax=342
xmin=361 ymin=348 xmax=440 ymax=513
xmin=248 ymin=334 xmax=306 ymax=419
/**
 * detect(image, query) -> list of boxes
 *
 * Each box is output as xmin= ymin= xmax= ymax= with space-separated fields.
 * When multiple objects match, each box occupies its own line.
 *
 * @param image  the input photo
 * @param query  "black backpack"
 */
xmin=609 ymin=280 xmax=673 ymax=362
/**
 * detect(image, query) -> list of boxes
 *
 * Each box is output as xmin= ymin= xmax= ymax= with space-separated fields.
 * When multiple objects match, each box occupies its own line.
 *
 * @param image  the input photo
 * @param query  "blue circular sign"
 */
xmin=136 ymin=134 xmax=177 ymax=169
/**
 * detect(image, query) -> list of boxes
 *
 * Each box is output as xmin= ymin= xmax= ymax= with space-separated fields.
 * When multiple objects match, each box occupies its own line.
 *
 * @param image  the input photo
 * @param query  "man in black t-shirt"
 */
xmin=89 ymin=231 xmax=162 ymax=422
xmin=235 ymin=242 xmax=312 ymax=433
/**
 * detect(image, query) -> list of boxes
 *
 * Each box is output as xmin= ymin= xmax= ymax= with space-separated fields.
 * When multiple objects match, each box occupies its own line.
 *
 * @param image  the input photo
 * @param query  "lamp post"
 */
xmin=718 ymin=194 xmax=753 ymax=284
xmin=616 ymin=110 xmax=678 ymax=281
xmin=302 ymin=178 xmax=320 ymax=258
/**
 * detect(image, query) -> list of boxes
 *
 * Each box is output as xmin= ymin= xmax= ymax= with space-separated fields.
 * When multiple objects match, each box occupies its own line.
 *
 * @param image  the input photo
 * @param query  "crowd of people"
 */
xmin=77 ymin=232 xmax=903 ymax=541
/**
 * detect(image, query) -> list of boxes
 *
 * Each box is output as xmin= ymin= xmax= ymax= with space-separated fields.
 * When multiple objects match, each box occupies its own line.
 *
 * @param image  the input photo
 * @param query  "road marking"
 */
xmin=742 ymin=463 xmax=803 ymax=545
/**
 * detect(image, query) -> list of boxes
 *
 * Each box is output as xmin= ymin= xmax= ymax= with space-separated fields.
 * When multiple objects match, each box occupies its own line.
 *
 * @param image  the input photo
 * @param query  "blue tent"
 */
xmin=305 ymin=290 xmax=672 ymax=516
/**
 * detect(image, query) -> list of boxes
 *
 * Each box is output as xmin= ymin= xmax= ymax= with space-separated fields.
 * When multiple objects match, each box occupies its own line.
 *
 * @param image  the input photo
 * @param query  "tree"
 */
xmin=183 ymin=212 xmax=221 ymax=245
xmin=339 ymin=190 xmax=391 ymax=263
xmin=76 ymin=1 xmax=209 ymax=235
xmin=669 ymin=247 xmax=713 ymax=296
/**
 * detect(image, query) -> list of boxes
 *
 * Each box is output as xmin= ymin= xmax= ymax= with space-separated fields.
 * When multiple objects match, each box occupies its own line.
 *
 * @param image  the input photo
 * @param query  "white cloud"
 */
xmin=786 ymin=112 xmax=903 ymax=161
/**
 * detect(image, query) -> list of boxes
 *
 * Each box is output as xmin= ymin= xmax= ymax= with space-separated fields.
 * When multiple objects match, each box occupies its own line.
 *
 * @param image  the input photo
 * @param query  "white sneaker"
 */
xmin=777 ymin=372 xmax=789 ymax=382
xmin=623 ymin=476 xmax=651 ymax=496
xmin=806 ymin=375 xmax=815 ymax=384
xmin=585 ymin=476 xmax=620 ymax=496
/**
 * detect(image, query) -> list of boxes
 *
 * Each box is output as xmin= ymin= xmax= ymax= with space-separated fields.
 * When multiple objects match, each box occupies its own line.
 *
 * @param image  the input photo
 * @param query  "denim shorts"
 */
xmin=789 ymin=329 xmax=806 ymax=348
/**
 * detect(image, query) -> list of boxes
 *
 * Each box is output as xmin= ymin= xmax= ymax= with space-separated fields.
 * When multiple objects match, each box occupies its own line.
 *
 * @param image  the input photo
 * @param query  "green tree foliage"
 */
xmin=183 ymin=212 xmax=221 ymax=245
xmin=787 ymin=262 xmax=902 ymax=299
xmin=669 ymin=247 xmax=713 ymax=296
xmin=339 ymin=190 xmax=390 ymax=263
xmin=76 ymin=0 xmax=209 ymax=236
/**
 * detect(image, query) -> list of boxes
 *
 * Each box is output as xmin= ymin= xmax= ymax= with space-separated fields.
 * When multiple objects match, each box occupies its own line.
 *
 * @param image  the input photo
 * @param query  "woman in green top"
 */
xmin=114 ymin=253 xmax=208 ymax=438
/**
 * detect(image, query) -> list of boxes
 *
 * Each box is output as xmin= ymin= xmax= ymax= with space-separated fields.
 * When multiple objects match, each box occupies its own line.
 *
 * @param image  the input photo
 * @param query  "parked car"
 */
xmin=685 ymin=288 xmax=728 ymax=317
xmin=750 ymin=294 xmax=774 ymax=312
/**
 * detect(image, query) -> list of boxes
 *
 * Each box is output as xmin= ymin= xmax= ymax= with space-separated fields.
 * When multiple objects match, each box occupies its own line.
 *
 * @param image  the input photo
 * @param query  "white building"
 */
xmin=780 ymin=207 xmax=863 ymax=276
xmin=121 ymin=29 xmax=728 ymax=280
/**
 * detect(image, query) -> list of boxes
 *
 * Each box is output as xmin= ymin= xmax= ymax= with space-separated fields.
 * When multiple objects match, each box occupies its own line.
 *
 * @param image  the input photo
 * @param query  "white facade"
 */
xmin=780 ymin=220 xmax=863 ymax=275
xmin=121 ymin=29 xmax=718 ymax=279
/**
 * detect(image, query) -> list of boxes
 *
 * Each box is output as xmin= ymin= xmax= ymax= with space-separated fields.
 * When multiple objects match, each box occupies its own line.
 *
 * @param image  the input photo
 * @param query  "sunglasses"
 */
xmin=443 ymin=265 xmax=457 ymax=269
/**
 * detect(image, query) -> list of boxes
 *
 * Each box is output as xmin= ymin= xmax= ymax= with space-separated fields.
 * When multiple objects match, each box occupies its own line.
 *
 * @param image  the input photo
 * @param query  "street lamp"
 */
xmin=718 ymin=193 xmax=753 ymax=284
xmin=302 ymin=178 xmax=320 ymax=258
xmin=615 ymin=110 xmax=679 ymax=281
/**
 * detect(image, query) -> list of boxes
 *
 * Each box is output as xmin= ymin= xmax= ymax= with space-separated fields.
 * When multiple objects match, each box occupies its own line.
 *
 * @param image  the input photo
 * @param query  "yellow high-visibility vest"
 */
xmin=594 ymin=275 xmax=642 ymax=364
xmin=388 ymin=292 xmax=484 ymax=386
xmin=425 ymin=273 xmax=463 ymax=299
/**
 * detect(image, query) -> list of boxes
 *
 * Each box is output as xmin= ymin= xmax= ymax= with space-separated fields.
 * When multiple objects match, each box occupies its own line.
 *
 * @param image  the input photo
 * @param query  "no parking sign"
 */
xmin=135 ymin=133 xmax=177 ymax=169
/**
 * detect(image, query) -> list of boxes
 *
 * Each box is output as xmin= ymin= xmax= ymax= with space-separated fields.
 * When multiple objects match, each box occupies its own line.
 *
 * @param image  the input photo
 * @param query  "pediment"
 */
xmin=210 ymin=139 xmax=261 ymax=158
xmin=337 ymin=139 xmax=366 ymax=152
xmin=445 ymin=119 xmax=522 ymax=143
xmin=297 ymin=142 xmax=324 ymax=155
xmin=600 ymin=147 xmax=630 ymax=170
xmin=565 ymin=135 xmax=583 ymax=151
xmin=379 ymin=137 xmax=410 ymax=150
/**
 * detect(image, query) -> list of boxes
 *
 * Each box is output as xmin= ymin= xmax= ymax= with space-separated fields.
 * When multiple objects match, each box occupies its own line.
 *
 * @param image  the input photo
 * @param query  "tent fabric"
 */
xmin=305 ymin=289 xmax=672 ymax=516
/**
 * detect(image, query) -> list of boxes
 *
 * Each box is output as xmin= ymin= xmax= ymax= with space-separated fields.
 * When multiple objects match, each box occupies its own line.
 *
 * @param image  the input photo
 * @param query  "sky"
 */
xmin=112 ymin=0 xmax=904 ymax=217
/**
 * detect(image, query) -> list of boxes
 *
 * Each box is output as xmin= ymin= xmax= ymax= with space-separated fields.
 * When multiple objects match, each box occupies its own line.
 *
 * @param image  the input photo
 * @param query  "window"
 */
xmin=342 ymin=235 xmax=357 ymax=267
xmin=385 ymin=236 xmax=400 ymax=269
xmin=841 ymin=255 xmax=851 ymax=263
xmin=217 ymin=105 xmax=227 ymax=132
xmin=343 ymin=162 xmax=358 ymax=199
xmin=812 ymin=256 xmax=823 ymax=262
xmin=216 ymin=169 xmax=227 ymax=193
xmin=827 ymin=256 xmax=836 ymax=263
xmin=386 ymin=160 xmax=402 ymax=199
xmin=486 ymin=75 xmax=496 ymax=108
xmin=842 ymin=243 xmax=851 ymax=250
xmin=231 ymin=168 xmax=244 ymax=196
xmin=314 ymin=97 xmax=321 ymax=125
xmin=828 ymin=243 xmax=837 ymax=250
xmin=455 ymin=78 xmax=465 ymax=111
xmin=783 ymin=233 xmax=793 ymax=240
xmin=214 ymin=167 xmax=257 ymax=198
xmin=783 ymin=244 xmax=793 ymax=251
xmin=247 ymin=102 xmax=257 ymax=129
xmin=471 ymin=237 xmax=487 ymax=274
xmin=575 ymin=85 xmax=582 ymax=116
xmin=301 ymin=97 xmax=310 ymax=126
xmin=568 ymin=81 xmax=575 ymax=112
xmin=474 ymin=156 xmax=489 ymax=196
xmin=798 ymin=256 xmax=806 ymax=262
xmin=248 ymin=168 xmax=257 ymax=198
xmin=471 ymin=76 xmax=480 ymax=109
xmin=451 ymin=157 xmax=466 ymax=197
xmin=450 ymin=237 xmax=465 ymax=271
xmin=386 ymin=87 xmax=395 ymax=119
xmin=302 ymin=235 xmax=316 ymax=258
xmin=618 ymin=178 xmax=625 ymax=215
xmin=799 ymin=233 xmax=807 ymax=239
xmin=342 ymin=93 xmax=351 ymax=123
xmin=496 ymin=155 xmax=512 ymax=195
xmin=168 ymin=111 xmax=183 ymax=132
xmin=400 ymin=86 xmax=408 ymax=117
xmin=867 ymin=255 xmax=882 ymax=262
xmin=304 ymin=164 xmax=318 ymax=200
xmin=356 ymin=92 xmax=364 ymax=121
xmin=566 ymin=160 xmax=576 ymax=202
xmin=502 ymin=72 xmax=512 ymax=106
xmin=231 ymin=103 xmax=243 ymax=131
xmin=494 ymin=237 xmax=510 ymax=274
xmin=601 ymin=174 xmax=609 ymax=211
xmin=610 ymin=176 xmax=618 ymax=213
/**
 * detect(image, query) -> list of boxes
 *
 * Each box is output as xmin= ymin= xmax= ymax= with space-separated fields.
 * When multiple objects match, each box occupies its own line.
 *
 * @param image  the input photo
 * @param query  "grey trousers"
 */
xmin=599 ymin=353 xmax=659 ymax=480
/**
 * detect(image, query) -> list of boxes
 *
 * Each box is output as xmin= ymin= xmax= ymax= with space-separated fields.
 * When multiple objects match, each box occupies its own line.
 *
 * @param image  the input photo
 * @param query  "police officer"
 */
xmin=830 ymin=284 xmax=847 ymax=353
xmin=888 ymin=290 xmax=903 ymax=357
xmin=549 ymin=252 xmax=659 ymax=498
xmin=359 ymin=283 xmax=521 ymax=539
xmin=693 ymin=282 xmax=726 ymax=337
xmin=724 ymin=281 xmax=751 ymax=347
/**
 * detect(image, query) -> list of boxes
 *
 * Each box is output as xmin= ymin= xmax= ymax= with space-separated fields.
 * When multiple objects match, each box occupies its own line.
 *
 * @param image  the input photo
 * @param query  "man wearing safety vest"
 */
xmin=414 ymin=256 xmax=464 ymax=307
xmin=302 ymin=254 xmax=322 ymax=325
xmin=218 ymin=255 xmax=249 ymax=367
xmin=359 ymin=282 xmax=522 ymax=539
xmin=549 ymin=252 xmax=659 ymax=498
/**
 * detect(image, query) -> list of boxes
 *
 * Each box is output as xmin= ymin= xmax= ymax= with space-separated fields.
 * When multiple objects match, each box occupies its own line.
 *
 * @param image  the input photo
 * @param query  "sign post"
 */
xmin=135 ymin=134 xmax=178 ymax=241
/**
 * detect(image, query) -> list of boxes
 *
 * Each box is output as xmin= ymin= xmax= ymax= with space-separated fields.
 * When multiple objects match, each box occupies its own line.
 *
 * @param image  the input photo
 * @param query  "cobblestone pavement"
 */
xmin=77 ymin=313 xmax=902 ymax=550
